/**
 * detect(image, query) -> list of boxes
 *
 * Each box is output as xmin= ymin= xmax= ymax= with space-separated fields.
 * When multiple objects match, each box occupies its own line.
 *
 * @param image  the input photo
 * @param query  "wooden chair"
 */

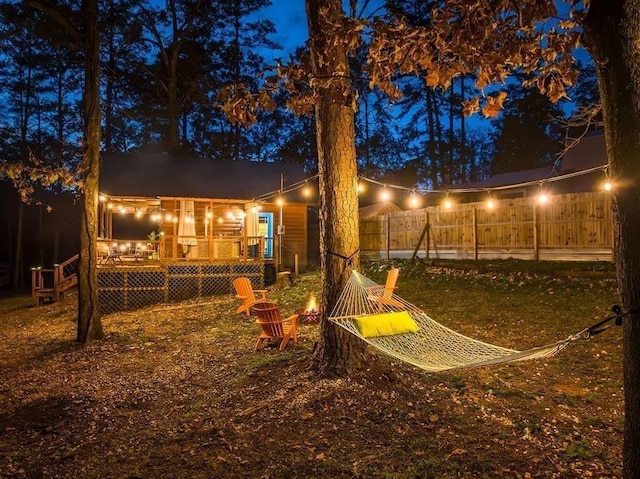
xmin=233 ymin=277 xmax=269 ymax=317
xmin=253 ymin=302 xmax=299 ymax=352
xmin=366 ymin=268 xmax=403 ymax=310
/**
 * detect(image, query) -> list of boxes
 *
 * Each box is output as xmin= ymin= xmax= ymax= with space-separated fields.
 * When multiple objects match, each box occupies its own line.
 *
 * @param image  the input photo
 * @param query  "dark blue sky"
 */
xmin=251 ymin=2 xmax=308 ymax=59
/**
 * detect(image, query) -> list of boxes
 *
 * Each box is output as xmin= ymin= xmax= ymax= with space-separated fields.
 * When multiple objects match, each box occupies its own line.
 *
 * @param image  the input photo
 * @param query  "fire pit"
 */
xmin=298 ymin=293 xmax=321 ymax=323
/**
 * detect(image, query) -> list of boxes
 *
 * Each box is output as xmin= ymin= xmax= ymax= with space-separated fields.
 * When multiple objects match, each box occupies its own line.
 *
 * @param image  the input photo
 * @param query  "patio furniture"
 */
xmin=233 ymin=277 xmax=269 ymax=317
xmin=366 ymin=268 xmax=403 ymax=310
xmin=253 ymin=302 xmax=299 ymax=351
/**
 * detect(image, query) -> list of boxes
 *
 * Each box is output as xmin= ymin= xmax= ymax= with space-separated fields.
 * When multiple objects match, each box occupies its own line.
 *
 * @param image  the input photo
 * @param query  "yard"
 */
xmin=0 ymin=260 xmax=623 ymax=478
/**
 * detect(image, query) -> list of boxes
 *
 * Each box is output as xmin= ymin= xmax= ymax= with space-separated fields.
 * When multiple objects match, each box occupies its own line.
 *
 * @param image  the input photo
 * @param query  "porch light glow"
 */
xmin=443 ymin=199 xmax=453 ymax=209
xmin=357 ymin=182 xmax=365 ymax=193
xmin=107 ymin=202 xmax=114 ymax=209
xmin=119 ymin=206 xmax=126 ymax=215
xmin=276 ymin=196 xmax=284 ymax=206
xmin=302 ymin=185 xmax=312 ymax=198
xmin=226 ymin=210 xmax=235 ymax=219
xmin=135 ymin=209 xmax=143 ymax=218
xmin=164 ymin=213 xmax=173 ymax=222
xmin=380 ymin=188 xmax=391 ymax=202
xmin=604 ymin=180 xmax=613 ymax=191
xmin=99 ymin=194 xmax=106 ymax=202
xmin=217 ymin=217 xmax=224 ymax=224
xmin=486 ymin=199 xmax=495 ymax=209
xmin=538 ymin=193 xmax=549 ymax=204
xmin=250 ymin=206 xmax=259 ymax=214
xmin=206 ymin=211 xmax=213 ymax=219
xmin=409 ymin=193 xmax=420 ymax=208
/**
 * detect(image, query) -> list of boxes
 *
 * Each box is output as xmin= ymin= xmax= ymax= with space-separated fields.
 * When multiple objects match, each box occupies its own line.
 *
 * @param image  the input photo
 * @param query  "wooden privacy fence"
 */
xmin=360 ymin=191 xmax=613 ymax=262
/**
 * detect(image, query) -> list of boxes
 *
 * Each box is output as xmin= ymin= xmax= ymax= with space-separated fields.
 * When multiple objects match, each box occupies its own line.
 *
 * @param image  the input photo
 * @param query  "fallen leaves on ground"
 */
xmin=0 ymin=263 xmax=623 ymax=478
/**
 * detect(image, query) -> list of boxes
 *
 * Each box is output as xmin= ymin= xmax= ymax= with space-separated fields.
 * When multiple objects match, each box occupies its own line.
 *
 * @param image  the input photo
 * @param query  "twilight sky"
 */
xmin=251 ymin=2 xmax=309 ymax=60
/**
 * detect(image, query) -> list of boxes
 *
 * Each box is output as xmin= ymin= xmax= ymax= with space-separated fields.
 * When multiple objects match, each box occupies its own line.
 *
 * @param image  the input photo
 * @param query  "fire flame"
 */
xmin=305 ymin=293 xmax=318 ymax=313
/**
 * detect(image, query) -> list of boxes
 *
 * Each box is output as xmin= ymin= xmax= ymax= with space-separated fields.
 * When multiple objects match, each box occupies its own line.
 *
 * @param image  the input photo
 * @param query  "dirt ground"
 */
xmin=0 ymin=262 xmax=623 ymax=478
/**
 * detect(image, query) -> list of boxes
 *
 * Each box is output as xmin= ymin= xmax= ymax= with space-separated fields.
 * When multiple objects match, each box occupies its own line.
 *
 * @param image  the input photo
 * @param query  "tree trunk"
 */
xmin=12 ymin=200 xmax=23 ymax=289
xmin=77 ymin=0 xmax=104 ymax=342
xmin=425 ymin=85 xmax=437 ymax=188
xmin=167 ymin=64 xmax=181 ymax=153
xmin=306 ymin=0 xmax=366 ymax=376
xmin=459 ymin=75 xmax=466 ymax=182
xmin=583 ymin=2 xmax=640 ymax=478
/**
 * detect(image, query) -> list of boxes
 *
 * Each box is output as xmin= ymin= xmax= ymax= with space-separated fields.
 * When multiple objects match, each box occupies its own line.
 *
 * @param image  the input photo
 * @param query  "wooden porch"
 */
xmin=97 ymin=194 xmax=308 ymax=267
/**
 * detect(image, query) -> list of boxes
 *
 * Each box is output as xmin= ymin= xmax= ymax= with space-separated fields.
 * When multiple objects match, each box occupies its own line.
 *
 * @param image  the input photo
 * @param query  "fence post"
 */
xmin=533 ymin=202 xmax=539 ymax=261
xmin=386 ymin=215 xmax=391 ymax=261
xmin=425 ymin=211 xmax=430 ymax=260
xmin=471 ymin=205 xmax=477 ymax=260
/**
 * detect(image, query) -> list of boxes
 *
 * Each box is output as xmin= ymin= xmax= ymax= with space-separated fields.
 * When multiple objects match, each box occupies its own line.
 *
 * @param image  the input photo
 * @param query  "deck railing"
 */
xmin=97 ymin=236 xmax=273 ymax=263
xmin=31 ymin=254 xmax=79 ymax=306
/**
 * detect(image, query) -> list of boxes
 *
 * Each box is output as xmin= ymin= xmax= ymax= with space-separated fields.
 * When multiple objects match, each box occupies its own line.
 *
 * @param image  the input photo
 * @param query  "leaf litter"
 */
xmin=0 ymin=261 xmax=622 ymax=478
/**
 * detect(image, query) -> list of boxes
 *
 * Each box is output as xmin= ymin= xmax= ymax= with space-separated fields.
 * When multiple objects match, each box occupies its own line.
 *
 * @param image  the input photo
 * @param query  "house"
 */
xmin=96 ymin=152 xmax=315 ymax=312
xmin=442 ymin=131 xmax=608 ymax=202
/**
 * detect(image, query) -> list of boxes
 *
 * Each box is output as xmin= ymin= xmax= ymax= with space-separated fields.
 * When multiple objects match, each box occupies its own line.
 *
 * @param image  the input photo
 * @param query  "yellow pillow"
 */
xmin=353 ymin=311 xmax=419 ymax=338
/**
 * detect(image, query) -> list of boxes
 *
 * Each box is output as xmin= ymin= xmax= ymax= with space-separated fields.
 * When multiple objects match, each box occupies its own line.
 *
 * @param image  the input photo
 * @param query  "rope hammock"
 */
xmin=328 ymin=270 xmax=603 ymax=372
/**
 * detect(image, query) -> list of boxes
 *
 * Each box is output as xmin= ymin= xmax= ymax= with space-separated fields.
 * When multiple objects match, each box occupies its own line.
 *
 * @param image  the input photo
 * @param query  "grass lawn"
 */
xmin=0 ymin=260 xmax=623 ymax=478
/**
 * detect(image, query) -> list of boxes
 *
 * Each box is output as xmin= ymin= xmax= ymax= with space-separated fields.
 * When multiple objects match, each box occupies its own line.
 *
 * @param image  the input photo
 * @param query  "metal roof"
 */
xmin=560 ymin=131 xmax=607 ymax=172
xmin=99 ymin=152 xmax=308 ymax=200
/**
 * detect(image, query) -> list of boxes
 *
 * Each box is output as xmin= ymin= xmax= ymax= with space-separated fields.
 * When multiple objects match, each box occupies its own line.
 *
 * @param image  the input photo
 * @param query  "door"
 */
xmin=258 ymin=212 xmax=274 ymax=258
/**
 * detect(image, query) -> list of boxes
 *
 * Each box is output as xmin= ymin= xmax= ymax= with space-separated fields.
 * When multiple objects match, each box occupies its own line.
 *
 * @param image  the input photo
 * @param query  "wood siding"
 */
xmin=261 ymin=203 xmax=308 ymax=271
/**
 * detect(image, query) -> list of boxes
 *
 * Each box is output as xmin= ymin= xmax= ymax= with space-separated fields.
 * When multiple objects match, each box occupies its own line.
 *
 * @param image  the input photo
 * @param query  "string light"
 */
xmin=443 ymin=192 xmax=453 ymax=209
xmin=99 ymin=165 xmax=610 ymax=231
xmin=408 ymin=192 xmax=420 ymax=208
xmin=486 ymin=191 xmax=495 ymax=209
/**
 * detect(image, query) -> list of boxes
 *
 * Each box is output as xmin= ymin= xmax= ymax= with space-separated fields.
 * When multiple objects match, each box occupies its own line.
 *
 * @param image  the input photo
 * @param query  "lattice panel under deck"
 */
xmin=98 ymin=261 xmax=264 ymax=313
